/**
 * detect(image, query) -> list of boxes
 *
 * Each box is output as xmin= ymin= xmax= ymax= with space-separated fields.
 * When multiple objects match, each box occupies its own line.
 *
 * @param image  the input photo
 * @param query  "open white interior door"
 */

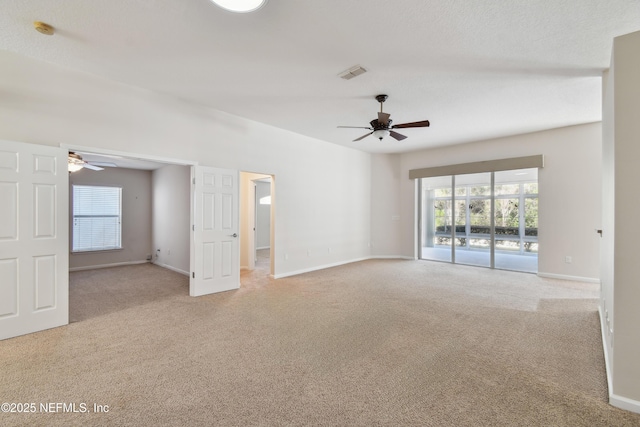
xmin=0 ymin=140 xmax=68 ymax=340
xmin=190 ymin=166 xmax=240 ymax=296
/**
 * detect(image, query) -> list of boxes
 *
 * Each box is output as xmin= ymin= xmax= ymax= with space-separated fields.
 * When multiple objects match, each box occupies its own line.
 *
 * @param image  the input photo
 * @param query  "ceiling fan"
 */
xmin=68 ymin=152 xmax=117 ymax=172
xmin=338 ymin=94 xmax=430 ymax=142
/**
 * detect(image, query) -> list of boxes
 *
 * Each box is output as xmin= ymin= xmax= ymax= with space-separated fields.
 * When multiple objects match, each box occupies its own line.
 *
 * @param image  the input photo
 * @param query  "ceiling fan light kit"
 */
xmin=210 ymin=0 xmax=267 ymax=13
xmin=338 ymin=95 xmax=430 ymax=142
xmin=68 ymin=162 xmax=83 ymax=173
xmin=373 ymin=129 xmax=389 ymax=140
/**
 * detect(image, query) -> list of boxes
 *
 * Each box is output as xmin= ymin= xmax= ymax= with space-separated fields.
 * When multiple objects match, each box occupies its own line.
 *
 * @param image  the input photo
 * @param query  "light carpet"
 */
xmin=1 ymin=260 xmax=639 ymax=426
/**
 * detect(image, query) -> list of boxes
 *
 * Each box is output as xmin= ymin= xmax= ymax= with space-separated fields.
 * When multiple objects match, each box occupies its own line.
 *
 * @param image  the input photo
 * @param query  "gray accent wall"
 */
xmin=152 ymin=165 xmax=191 ymax=275
xmin=69 ymin=167 xmax=153 ymax=270
xmin=256 ymin=180 xmax=271 ymax=249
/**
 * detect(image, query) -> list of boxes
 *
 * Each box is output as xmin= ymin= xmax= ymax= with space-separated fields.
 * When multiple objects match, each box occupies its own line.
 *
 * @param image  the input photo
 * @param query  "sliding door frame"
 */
xmin=417 ymin=158 xmax=541 ymax=272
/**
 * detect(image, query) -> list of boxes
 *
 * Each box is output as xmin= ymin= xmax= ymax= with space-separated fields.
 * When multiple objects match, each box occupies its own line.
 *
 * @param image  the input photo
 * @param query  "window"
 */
xmin=72 ymin=185 xmax=122 ymax=252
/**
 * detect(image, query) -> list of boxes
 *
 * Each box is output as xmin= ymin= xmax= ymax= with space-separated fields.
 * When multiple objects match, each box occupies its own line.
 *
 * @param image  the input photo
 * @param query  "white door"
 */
xmin=0 ymin=140 xmax=68 ymax=340
xmin=190 ymin=166 xmax=240 ymax=296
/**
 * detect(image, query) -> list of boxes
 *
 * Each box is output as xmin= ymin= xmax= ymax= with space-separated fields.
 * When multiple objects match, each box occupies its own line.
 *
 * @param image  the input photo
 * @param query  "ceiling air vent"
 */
xmin=338 ymin=65 xmax=367 ymax=80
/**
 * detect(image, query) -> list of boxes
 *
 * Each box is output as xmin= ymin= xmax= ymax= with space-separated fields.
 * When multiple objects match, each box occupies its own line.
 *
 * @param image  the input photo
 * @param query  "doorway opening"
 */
xmin=66 ymin=148 xmax=194 ymax=321
xmin=240 ymin=172 xmax=275 ymax=280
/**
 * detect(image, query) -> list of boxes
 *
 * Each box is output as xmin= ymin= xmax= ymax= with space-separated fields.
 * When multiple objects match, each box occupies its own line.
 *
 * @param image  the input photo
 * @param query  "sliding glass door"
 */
xmin=421 ymin=175 xmax=453 ymax=262
xmin=493 ymin=169 xmax=538 ymax=272
xmin=419 ymin=168 xmax=538 ymax=273
xmin=455 ymin=173 xmax=492 ymax=268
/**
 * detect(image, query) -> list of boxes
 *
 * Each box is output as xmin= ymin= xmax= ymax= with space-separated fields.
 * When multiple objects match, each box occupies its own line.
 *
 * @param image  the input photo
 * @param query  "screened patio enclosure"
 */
xmin=419 ymin=168 xmax=538 ymax=273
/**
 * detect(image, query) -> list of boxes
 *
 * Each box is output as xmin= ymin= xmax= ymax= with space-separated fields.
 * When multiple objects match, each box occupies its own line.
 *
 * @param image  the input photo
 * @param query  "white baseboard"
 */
xmin=273 ymin=256 xmax=412 ymax=279
xmin=272 ymin=258 xmax=602 ymax=285
xmin=273 ymin=257 xmax=371 ymax=279
xmin=154 ymin=262 xmax=189 ymax=276
xmin=610 ymin=394 xmax=640 ymax=414
xmin=598 ymin=306 xmax=613 ymax=398
xmin=537 ymin=272 xmax=601 ymax=284
xmin=69 ymin=260 xmax=148 ymax=272
xmin=598 ymin=307 xmax=640 ymax=414
xmin=256 ymin=246 xmax=270 ymax=250
xmin=369 ymin=255 xmax=415 ymax=260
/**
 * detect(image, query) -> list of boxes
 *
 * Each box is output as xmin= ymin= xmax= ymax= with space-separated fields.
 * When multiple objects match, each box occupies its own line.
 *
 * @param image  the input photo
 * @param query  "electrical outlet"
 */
xmin=565 ymin=256 xmax=572 ymax=264
xmin=307 ymin=250 xmax=311 ymax=257
xmin=328 ymin=247 xmax=332 ymax=254
xmin=167 ymin=249 xmax=171 ymax=255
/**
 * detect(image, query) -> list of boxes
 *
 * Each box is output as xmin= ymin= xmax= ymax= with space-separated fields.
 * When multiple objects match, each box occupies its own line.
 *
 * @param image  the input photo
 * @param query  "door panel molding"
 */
xmin=190 ymin=166 xmax=240 ymax=296
xmin=0 ymin=139 xmax=68 ymax=340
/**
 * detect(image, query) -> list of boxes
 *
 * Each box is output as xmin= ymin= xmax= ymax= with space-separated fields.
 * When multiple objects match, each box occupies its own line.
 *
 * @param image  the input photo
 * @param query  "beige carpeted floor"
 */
xmin=1 ymin=260 xmax=639 ymax=426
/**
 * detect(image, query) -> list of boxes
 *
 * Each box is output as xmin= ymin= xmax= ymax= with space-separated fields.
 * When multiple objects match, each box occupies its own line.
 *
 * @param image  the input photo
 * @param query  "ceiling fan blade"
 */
xmin=82 ymin=163 xmax=104 ymax=171
xmin=391 ymin=120 xmax=430 ymax=129
xmin=378 ymin=112 xmax=390 ymax=126
xmin=353 ymin=132 xmax=373 ymax=142
xmin=338 ymin=126 xmax=373 ymax=129
xmin=89 ymin=162 xmax=118 ymax=168
xmin=389 ymin=130 xmax=408 ymax=141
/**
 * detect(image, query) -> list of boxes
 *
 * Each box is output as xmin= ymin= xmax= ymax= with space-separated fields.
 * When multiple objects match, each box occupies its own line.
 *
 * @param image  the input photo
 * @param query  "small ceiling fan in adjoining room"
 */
xmin=338 ymin=94 xmax=430 ymax=142
xmin=68 ymin=152 xmax=117 ymax=173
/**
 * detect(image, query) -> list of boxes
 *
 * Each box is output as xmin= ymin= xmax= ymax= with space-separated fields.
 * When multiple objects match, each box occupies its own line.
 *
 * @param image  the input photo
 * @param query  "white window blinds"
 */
xmin=72 ymin=185 xmax=122 ymax=252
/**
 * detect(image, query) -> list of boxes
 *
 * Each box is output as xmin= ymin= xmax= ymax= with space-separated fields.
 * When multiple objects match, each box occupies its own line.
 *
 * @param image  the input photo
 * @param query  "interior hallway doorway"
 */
xmin=240 ymin=172 xmax=275 ymax=280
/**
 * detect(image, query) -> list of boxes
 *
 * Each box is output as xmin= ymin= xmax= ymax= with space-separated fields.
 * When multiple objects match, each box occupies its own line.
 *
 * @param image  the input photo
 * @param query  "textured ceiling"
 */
xmin=1 ymin=0 xmax=640 ymax=154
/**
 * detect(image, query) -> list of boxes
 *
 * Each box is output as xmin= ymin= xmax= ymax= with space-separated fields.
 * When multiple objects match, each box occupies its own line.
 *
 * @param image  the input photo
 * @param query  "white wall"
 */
xmin=370 ymin=153 xmax=403 ymax=257
xmin=152 ymin=165 xmax=191 ymax=275
xmin=0 ymin=51 xmax=372 ymax=278
xmin=601 ymin=30 xmax=640 ymax=410
xmin=369 ymin=123 xmax=602 ymax=281
xmin=2 ymin=50 xmax=606 ymax=282
xmin=69 ymin=167 xmax=152 ymax=270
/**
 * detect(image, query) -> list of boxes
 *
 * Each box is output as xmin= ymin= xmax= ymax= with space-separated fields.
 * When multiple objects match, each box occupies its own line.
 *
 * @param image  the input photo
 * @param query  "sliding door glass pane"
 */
xmin=455 ymin=198 xmax=467 ymax=248
xmin=495 ymin=198 xmax=519 ymax=252
xmin=494 ymin=168 xmax=538 ymax=272
xmin=421 ymin=176 xmax=452 ymax=262
xmin=456 ymin=173 xmax=491 ymax=267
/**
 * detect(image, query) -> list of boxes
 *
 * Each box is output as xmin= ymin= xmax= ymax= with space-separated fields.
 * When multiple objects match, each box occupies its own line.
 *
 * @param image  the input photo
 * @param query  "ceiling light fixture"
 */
xmin=210 ymin=0 xmax=267 ymax=13
xmin=68 ymin=162 xmax=83 ymax=173
xmin=68 ymin=153 xmax=84 ymax=172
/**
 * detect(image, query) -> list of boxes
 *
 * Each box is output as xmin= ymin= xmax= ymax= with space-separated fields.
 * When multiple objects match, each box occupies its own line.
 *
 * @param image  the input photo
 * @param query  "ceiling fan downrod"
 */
xmin=376 ymin=94 xmax=388 ymax=112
